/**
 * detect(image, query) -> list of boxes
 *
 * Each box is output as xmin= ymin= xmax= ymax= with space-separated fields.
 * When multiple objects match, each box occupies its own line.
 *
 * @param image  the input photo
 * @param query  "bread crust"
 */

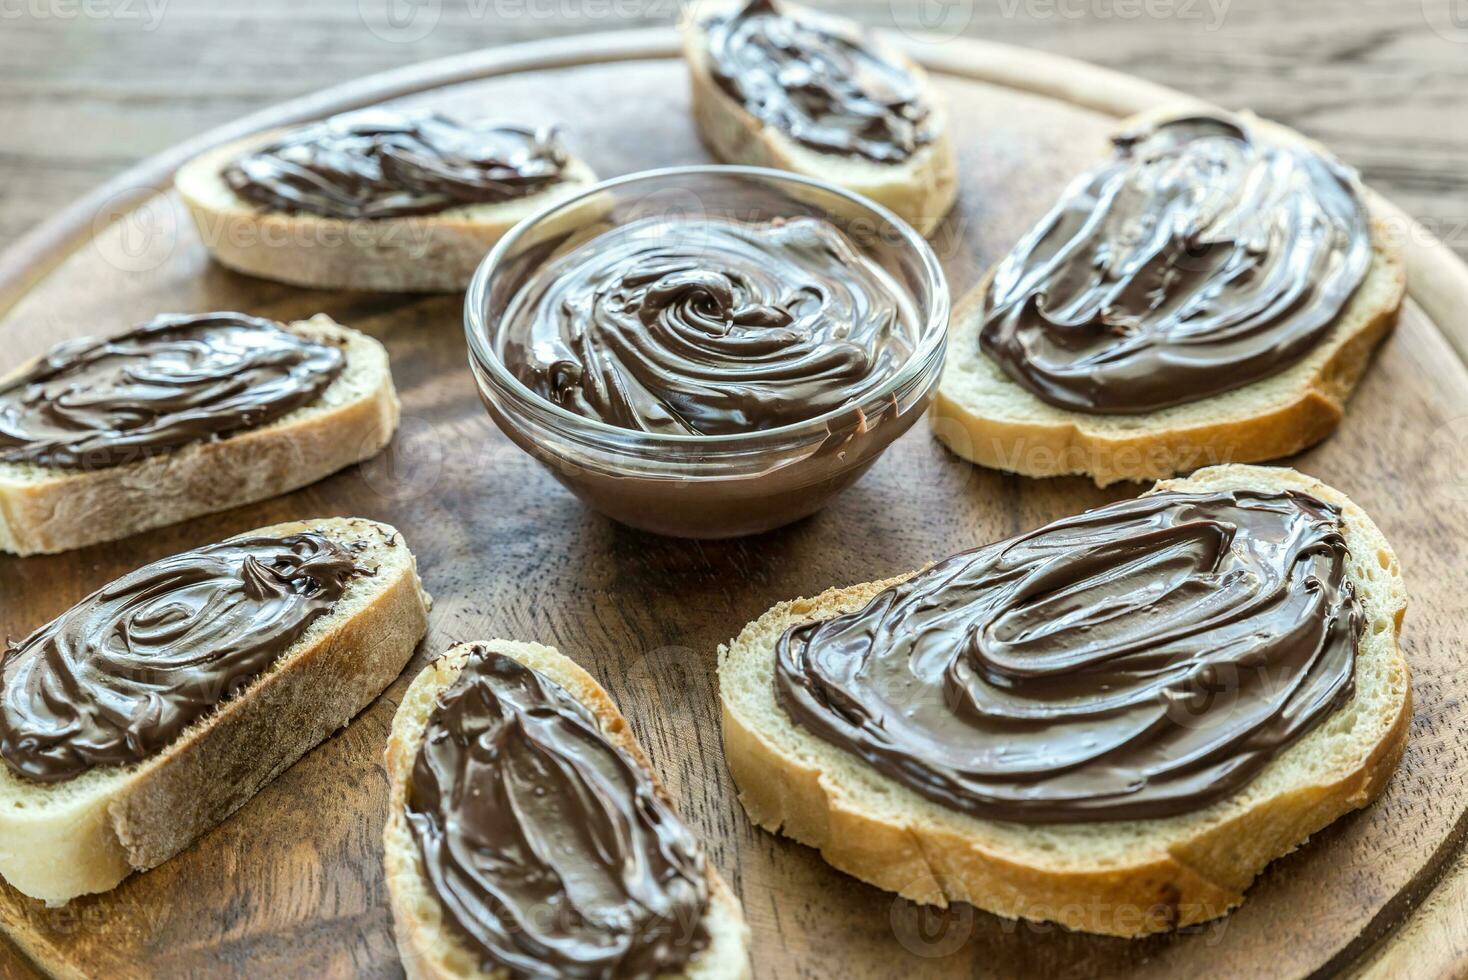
xmin=718 ymin=465 xmax=1410 ymax=937
xmin=931 ymin=113 xmax=1407 ymax=487
xmin=680 ymin=5 xmax=958 ymax=236
xmin=383 ymin=640 xmax=751 ymax=980
xmin=0 ymin=316 xmax=398 ymax=556
xmin=175 ymin=135 xmax=598 ymax=292
xmin=0 ymin=516 xmax=432 ymax=904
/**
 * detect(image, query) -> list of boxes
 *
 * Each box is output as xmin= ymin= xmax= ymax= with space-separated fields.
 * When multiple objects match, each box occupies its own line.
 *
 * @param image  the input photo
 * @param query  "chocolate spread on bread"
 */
xmin=0 ymin=532 xmax=361 ymax=782
xmin=701 ymin=0 xmax=935 ymax=164
xmin=775 ymin=489 xmax=1363 ymax=822
xmin=0 ymin=312 xmax=342 ymax=469
xmin=979 ymin=113 xmax=1372 ymax=414
xmin=497 ymin=215 xmax=919 ymax=435
xmin=405 ymin=647 xmax=710 ymax=978
xmin=222 ymin=110 xmax=569 ymax=219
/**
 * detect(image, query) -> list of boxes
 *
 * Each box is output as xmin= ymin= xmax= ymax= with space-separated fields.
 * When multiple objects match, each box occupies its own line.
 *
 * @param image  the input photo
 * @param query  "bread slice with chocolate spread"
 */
xmin=0 ymin=517 xmax=431 ymax=904
xmin=384 ymin=640 xmax=751 ymax=979
xmin=718 ymin=465 xmax=1409 ymax=937
xmin=175 ymin=132 xmax=598 ymax=293
xmin=0 ymin=314 xmax=397 ymax=556
xmin=932 ymin=111 xmax=1406 ymax=487
xmin=681 ymin=0 xmax=958 ymax=236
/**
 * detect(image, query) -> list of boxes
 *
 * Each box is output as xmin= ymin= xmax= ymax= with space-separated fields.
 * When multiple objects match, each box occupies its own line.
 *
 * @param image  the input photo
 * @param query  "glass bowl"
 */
xmin=464 ymin=165 xmax=949 ymax=539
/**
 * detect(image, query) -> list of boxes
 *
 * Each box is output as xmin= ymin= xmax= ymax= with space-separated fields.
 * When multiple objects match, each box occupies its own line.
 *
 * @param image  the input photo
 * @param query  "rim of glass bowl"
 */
xmin=463 ymin=164 xmax=950 ymax=463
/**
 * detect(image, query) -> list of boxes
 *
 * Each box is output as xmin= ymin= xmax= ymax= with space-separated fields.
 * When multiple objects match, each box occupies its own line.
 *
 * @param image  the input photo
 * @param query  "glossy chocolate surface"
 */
xmin=223 ymin=110 xmax=569 ymax=219
xmin=0 ymin=312 xmax=342 ymax=470
xmin=498 ymin=214 xmax=919 ymax=436
xmin=980 ymin=113 xmax=1372 ymax=414
xmin=702 ymin=0 xmax=935 ymax=164
xmin=776 ymin=489 xmax=1362 ymax=822
xmin=406 ymin=647 xmax=711 ymax=977
xmin=0 ymin=532 xmax=361 ymax=782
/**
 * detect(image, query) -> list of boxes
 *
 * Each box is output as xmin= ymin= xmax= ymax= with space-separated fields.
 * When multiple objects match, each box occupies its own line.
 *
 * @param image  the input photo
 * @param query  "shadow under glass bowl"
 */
xmin=464 ymin=164 xmax=949 ymax=539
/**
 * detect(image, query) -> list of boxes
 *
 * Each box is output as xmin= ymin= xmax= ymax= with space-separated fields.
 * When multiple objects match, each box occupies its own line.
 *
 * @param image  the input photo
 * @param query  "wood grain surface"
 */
xmin=0 ymin=44 xmax=1466 ymax=977
xmin=5 ymin=0 xmax=1468 ymax=269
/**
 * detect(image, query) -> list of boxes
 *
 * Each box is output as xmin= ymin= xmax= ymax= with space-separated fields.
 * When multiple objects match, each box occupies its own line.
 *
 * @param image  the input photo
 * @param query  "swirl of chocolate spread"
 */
xmin=406 ymin=647 xmax=710 ymax=978
xmin=0 ymin=532 xmax=362 ymax=783
xmin=0 ymin=312 xmax=343 ymax=470
xmin=980 ymin=113 xmax=1372 ymax=414
xmin=702 ymin=0 xmax=935 ymax=164
xmin=775 ymin=489 xmax=1362 ymax=822
xmin=498 ymin=215 xmax=919 ymax=435
xmin=222 ymin=110 xmax=569 ymax=219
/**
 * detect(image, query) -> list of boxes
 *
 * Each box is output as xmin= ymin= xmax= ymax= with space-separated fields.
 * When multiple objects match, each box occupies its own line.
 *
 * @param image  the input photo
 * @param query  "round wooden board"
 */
xmin=2 ymin=29 xmax=1467 ymax=980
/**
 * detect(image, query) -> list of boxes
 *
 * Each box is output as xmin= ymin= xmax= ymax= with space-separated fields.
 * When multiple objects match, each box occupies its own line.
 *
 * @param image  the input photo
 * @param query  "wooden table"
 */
xmin=3 ymin=4 xmax=1468 ymax=978
xmin=4 ymin=0 xmax=1468 ymax=261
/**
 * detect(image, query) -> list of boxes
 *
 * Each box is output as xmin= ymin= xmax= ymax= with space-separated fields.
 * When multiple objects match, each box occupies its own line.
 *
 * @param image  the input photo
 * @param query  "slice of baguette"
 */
xmin=0 ymin=516 xmax=431 ymax=905
xmin=175 ymin=135 xmax=599 ymax=292
xmin=719 ymin=464 xmax=1409 ymax=937
xmin=681 ymin=1 xmax=958 ymax=236
xmin=0 ymin=314 xmax=398 ymax=556
xmin=384 ymin=640 xmax=751 ymax=980
xmin=932 ymin=113 xmax=1406 ymax=487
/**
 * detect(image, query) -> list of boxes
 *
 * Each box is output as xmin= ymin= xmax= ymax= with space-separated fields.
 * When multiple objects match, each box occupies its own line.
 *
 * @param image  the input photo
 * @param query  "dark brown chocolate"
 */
xmin=775 ymin=489 xmax=1362 ymax=822
xmin=222 ymin=110 xmax=569 ymax=219
xmin=702 ymin=0 xmax=935 ymax=164
xmin=979 ymin=113 xmax=1372 ymax=414
xmin=497 ymin=215 xmax=919 ymax=435
xmin=405 ymin=646 xmax=710 ymax=978
xmin=0 ymin=312 xmax=342 ymax=470
xmin=0 ymin=532 xmax=362 ymax=783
